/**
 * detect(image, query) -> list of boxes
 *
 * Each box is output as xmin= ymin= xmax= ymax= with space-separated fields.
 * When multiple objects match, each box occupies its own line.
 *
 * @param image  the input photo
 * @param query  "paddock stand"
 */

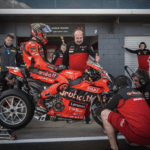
xmin=0 ymin=125 xmax=17 ymax=140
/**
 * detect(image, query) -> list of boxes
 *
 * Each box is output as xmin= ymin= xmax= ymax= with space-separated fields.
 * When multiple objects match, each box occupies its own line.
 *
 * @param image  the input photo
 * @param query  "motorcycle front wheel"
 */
xmin=91 ymin=99 xmax=103 ymax=127
xmin=0 ymin=89 xmax=34 ymax=129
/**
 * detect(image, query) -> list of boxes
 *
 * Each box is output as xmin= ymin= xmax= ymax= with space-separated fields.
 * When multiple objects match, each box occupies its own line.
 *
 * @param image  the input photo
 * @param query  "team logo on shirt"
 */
xmin=80 ymin=46 xmax=87 ymax=48
xmin=69 ymin=48 xmax=74 ymax=53
xmin=138 ymin=52 xmax=141 ymax=55
xmin=143 ymin=51 xmax=147 ymax=54
xmin=144 ymin=92 xmax=149 ymax=99
xmin=69 ymin=48 xmax=74 ymax=51
xmin=120 ymin=119 xmax=125 ymax=127
xmin=59 ymin=54 xmax=63 ymax=57
xmin=127 ymin=90 xmax=141 ymax=95
xmin=11 ymin=50 xmax=15 ymax=52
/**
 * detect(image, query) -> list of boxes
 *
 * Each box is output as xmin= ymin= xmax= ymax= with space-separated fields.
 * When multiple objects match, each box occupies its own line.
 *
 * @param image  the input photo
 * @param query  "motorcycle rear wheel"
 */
xmin=0 ymin=89 xmax=34 ymax=130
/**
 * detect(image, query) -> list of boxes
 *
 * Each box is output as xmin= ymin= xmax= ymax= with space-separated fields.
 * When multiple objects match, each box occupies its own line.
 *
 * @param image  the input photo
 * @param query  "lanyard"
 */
xmin=7 ymin=49 xmax=10 ymax=55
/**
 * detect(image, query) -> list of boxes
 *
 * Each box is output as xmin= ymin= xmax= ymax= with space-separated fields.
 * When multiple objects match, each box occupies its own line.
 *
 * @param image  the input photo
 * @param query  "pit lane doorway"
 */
xmin=17 ymin=35 xmax=98 ymax=63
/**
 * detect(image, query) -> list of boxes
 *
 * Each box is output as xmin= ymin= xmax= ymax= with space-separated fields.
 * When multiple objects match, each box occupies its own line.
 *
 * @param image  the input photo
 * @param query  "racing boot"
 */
xmin=36 ymin=98 xmax=47 ymax=113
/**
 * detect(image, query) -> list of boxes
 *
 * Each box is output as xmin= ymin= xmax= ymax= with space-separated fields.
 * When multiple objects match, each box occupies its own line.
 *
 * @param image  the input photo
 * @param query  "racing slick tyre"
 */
xmin=0 ymin=89 xmax=34 ymax=130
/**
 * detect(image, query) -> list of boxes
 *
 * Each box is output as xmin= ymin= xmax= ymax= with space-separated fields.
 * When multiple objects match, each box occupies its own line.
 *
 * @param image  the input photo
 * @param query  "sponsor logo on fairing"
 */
xmin=38 ymin=71 xmax=58 ymax=79
xmin=87 ymin=86 xmax=99 ymax=93
xmin=59 ymin=90 xmax=93 ymax=102
xmin=69 ymin=101 xmax=86 ymax=109
xmin=14 ymin=69 xmax=19 ymax=72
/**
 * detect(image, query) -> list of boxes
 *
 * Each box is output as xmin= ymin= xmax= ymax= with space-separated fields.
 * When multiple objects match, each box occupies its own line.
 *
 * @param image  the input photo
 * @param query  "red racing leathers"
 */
xmin=20 ymin=40 xmax=68 ymax=99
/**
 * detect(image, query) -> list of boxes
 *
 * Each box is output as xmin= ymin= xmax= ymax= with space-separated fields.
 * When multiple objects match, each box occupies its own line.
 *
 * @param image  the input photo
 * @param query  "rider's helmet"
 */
xmin=30 ymin=23 xmax=53 ymax=45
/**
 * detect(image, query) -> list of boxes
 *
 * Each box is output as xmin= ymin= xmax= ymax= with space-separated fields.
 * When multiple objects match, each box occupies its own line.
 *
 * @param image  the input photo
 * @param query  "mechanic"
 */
xmin=0 ymin=33 xmax=21 ymax=89
xmin=132 ymin=69 xmax=150 ymax=107
xmin=62 ymin=29 xmax=99 ymax=124
xmin=20 ymin=23 xmax=68 ymax=113
xmin=51 ymin=44 xmax=66 ymax=65
xmin=123 ymin=42 xmax=150 ymax=73
xmin=93 ymin=76 xmax=150 ymax=150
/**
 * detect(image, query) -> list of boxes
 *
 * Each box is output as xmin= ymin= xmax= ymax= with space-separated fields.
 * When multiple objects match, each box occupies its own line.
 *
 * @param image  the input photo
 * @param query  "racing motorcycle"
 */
xmin=0 ymin=56 xmax=113 ymax=129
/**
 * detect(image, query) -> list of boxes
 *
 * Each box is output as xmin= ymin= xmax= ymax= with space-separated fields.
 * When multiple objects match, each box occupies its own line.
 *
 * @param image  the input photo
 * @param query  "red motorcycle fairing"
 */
xmin=71 ymin=81 xmax=104 ymax=94
xmin=59 ymin=70 xmax=82 ymax=81
xmin=47 ymin=98 xmax=88 ymax=120
xmin=87 ymin=61 xmax=103 ymax=72
xmin=30 ymin=72 xmax=56 ymax=84
xmin=6 ymin=67 xmax=24 ymax=78
xmin=92 ymin=78 xmax=110 ymax=93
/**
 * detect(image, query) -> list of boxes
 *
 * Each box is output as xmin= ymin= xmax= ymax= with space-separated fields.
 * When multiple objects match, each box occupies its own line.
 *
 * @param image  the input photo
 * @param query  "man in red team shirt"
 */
xmin=93 ymin=76 xmax=150 ymax=150
xmin=51 ymin=44 xmax=66 ymax=65
xmin=123 ymin=42 xmax=150 ymax=74
xmin=62 ymin=29 xmax=99 ymax=124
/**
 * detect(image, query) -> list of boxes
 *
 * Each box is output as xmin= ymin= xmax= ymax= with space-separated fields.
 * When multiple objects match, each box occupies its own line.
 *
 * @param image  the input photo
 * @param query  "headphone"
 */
xmin=113 ymin=84 xmax=119 ymax=92
xmin=139 ymin=42 xmax=147 ymax=49
xmin=134 ymin=71 xmax=146 ymax=85
xmin=72 ymin=28 xmax=85 ymax=37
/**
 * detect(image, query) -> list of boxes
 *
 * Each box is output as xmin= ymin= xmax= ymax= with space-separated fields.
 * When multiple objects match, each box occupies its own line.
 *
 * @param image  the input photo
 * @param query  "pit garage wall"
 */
xmin=0 ymin=22 xmax=150 ymax=78
xmin=97 ymin=23 xmax=150 ymax=78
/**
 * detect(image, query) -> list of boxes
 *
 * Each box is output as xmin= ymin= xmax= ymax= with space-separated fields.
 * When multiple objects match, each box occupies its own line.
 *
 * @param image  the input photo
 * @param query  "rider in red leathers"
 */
xmin=20 ymin=23 xmax=68 ymax=113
